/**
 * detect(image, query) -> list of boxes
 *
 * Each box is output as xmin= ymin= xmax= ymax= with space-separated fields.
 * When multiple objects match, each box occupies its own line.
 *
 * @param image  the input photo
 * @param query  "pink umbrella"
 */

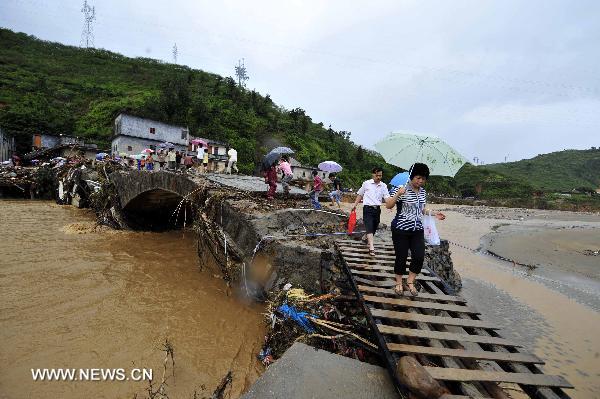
xmin=191 ymin=138 xmax=208 ymax=146
xmin=142 ymin=148 xmax=154 ymax=153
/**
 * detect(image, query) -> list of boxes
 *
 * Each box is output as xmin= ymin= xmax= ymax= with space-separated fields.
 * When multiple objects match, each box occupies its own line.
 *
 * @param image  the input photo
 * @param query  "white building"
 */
xmin=111 ymin=113 xmax=189 ymax=156
xmin=289 ymin=157 xmax=328 ymax=181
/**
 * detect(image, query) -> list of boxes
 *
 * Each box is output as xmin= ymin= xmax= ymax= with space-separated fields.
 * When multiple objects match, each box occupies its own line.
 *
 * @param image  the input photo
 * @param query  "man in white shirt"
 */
xmin=226 ymin=148 xmax=238 ymax=174
xmin=351 ymin=167 xmax=391 ymax=256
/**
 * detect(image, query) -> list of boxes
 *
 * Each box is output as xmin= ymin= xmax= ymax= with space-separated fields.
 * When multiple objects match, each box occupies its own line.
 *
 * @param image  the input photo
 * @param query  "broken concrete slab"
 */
xmin=205 ymin=173 xmax=308 ymax=194
xmin=241 ymin=342 xmax=399 ymax=399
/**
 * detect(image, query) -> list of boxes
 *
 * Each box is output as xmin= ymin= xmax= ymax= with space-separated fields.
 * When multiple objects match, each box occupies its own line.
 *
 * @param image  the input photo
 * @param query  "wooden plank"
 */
xmin=337 ymin=240 xmax=395 ymax=249
xmin=364 ymin=295 xmax=478 ymax=314
xmin=423 ymin=367 xmax=574 ymax=389
xmin=358 ymin=285 xmax=466 ymax=303
xmin=347 ymin=262 xmax=395 ymax=271
xmin=343 ymin=255 xmax=397 ymax=265
xmin=387 ymin=344 xmax=543 ymax=364
xmin=370 ymin=308 xmax=499 ymax=329
xmin=351 ymin=269 xmax=440 ymax=281
xmin=377 ymin=325 xmax=521 ymax=347
xmin=354 ymin=277 xmax=396 ymax=287
xmin=341 ymin=252 xmax=397 ymax=261
xmin=338 ymin=246 xmax=396 ymax=259
xmin=346 ymin=261 xmax=430 ymax=274
xmin=338 ymin=245 xmax=397 ymax=256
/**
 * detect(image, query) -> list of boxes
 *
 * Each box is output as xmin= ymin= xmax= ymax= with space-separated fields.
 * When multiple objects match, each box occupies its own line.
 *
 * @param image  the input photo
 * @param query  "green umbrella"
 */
xmin=375 ymin=132 xmax=467 ymax=177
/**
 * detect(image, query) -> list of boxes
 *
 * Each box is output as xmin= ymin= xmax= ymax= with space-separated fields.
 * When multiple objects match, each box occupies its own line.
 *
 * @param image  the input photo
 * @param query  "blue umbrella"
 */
xmin=390 ymin=172 xmax=410 ymax=187
xmin=159 ymin=142 xmax=174 ymax=148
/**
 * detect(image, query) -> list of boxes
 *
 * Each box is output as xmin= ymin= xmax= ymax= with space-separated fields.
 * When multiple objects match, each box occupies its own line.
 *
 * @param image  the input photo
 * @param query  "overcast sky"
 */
xmin=2 ymin=0 xmax=599 ymax=164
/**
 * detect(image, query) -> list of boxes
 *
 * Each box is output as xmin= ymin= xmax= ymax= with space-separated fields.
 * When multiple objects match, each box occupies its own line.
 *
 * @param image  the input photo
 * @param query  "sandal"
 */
xmin=369 ymin=249 xmax=376 ymax=256
xmin=407 ymin=281 xmax=419 ymax=297
xmin=394 ymin=284 xmax=403 ymax=296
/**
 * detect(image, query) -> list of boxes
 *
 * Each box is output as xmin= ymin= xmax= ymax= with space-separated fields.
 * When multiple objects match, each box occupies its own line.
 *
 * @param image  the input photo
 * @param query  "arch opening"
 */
xmin=122 ymin=189 xmax=194 ymax=230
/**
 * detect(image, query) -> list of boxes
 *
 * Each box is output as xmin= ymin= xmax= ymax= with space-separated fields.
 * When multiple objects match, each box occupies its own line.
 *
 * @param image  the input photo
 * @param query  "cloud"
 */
xmin=461 ymin=98 xmax=600 ymax=128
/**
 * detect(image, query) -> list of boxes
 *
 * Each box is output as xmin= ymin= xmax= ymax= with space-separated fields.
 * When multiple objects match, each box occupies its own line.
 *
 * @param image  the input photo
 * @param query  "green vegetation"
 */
xmin=0 ymin=28 xmax=398 ymax=188
xmin=485 ymin=149 xmax=600 ymax=193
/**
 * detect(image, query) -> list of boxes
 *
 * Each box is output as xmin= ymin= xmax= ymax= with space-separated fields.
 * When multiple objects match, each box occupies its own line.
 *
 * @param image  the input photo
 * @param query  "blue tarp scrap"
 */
xmin=277 ymin=303 xmax=317 ymax=333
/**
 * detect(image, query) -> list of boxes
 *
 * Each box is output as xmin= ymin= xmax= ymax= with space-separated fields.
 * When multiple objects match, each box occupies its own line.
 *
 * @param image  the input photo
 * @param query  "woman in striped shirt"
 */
xmin=386 ymin=163 xmax=445 ymax=296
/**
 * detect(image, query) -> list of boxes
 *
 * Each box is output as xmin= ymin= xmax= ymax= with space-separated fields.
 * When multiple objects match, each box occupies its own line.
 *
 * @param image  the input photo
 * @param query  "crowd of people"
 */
xmin=116 ymin=146 xmax=239 ymax=175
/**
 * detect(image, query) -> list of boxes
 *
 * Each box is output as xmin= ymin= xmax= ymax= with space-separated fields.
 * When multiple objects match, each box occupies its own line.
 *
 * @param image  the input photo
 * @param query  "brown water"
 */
xmin=0 ymin=200 xmax=265 ymax=399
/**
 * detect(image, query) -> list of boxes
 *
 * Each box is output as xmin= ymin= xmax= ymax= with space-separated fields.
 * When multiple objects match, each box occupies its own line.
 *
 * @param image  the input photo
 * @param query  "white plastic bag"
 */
xmin=423 ymin=212 xmax=440 ymax=246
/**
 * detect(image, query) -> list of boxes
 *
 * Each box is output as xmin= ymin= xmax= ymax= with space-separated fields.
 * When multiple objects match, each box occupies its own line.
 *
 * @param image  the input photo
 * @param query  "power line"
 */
xmin=80 ymin=0 xmax=95 ymax=48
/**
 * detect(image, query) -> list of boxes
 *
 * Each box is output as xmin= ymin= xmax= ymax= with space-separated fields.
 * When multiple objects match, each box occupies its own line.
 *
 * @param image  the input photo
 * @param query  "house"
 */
xmin=111 ymin=113 xmax=189 ymax=156
xmin=26 ymin=133 xmax=99 ymax=161
xmin=288 ymin=157 xmax=330 ymax=191
xmin=32 ymin=133 xmax=86 ymax=150
xmin=1 ymin=127 xmax=16 ymax=162
xmin=289 ymin=157 xmax=328 ymax=180
xmin=189 ymin=137 xmax=229 ymax=172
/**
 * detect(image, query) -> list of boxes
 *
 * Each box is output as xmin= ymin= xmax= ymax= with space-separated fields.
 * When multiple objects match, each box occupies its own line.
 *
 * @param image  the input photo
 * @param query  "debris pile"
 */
xmin=0 ymin=166 xmax=37 ymax=196
xmin=258 ymin=279 xmax=381 ymax=368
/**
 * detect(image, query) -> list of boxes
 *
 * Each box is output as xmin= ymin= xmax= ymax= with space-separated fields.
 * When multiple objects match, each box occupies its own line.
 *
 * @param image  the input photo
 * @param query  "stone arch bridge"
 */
xmin=110 ymin=171 xmax=200 ymax=228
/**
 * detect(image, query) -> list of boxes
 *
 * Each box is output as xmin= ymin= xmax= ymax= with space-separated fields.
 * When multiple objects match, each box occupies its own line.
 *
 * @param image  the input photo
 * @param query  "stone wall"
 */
xmin=425 ymin=239 xmax=462 ymax=291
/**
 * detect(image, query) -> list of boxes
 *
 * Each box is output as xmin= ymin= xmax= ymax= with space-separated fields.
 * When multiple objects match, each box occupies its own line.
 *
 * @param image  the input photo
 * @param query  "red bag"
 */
xmin=347 ymin=210 xmax=357 ymax=234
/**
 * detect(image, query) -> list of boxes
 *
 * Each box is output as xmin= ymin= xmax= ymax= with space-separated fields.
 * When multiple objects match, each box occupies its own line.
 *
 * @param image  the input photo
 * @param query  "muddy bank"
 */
xmin=483 ymin=225 xmax=600 ymax=281
xmin=0 ymin=200 xmax=265 ymax=399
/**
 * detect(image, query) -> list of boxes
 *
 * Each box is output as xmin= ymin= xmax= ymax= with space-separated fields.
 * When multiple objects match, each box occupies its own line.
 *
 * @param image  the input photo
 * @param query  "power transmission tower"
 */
xmin=80 ymin=0 xmax=96 ymax=48
xmin=234 ymin=58 xmax=249 ymax=88
xmin=172 ymin=43 xmax=178 ymax=64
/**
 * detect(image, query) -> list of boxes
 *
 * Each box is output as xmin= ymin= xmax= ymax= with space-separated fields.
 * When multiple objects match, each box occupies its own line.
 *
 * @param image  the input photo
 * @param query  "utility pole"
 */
xmin=80 ymin=0 xmax=96 ymax=48
xmin=234 ymin=58 xmax=249 ymax=88
xmin=172 ymin=43 xmax=178 ymax=64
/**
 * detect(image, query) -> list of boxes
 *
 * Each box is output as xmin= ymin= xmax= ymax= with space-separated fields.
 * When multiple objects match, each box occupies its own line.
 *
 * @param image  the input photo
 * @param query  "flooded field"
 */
xmin=0 ymin=200 xmax=265 ymax=399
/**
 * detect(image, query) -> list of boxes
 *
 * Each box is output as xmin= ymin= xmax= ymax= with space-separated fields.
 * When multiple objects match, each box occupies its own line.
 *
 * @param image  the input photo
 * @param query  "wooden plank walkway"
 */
xmin=335 ymin=239 xmax=573 ymax=398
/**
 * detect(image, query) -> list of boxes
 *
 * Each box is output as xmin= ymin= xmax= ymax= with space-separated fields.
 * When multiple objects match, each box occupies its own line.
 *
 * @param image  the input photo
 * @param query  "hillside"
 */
xmin=484 ymin=149 xmax=600 ymax=192
xmin=0 ymin=28 xmax=398 ymax=187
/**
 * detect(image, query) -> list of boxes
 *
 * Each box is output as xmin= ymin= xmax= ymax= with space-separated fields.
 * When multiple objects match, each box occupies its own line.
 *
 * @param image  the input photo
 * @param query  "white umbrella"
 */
xmin=141 ymin=148 xmax=154 ymax=154
xmin=318 ymin=161 xmax=343 ymax=173
xmin=375 ymin=132 xmax=467 ymax=178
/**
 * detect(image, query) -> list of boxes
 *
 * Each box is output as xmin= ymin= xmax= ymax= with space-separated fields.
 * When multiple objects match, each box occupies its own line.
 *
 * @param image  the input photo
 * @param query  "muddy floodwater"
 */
xmin=0 ymin=200 xmax=265 ymax=399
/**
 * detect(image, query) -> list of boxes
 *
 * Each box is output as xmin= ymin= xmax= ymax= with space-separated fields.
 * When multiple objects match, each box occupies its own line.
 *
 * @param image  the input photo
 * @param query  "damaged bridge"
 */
xmin=110 ymin=170 xmax=200 ymax=229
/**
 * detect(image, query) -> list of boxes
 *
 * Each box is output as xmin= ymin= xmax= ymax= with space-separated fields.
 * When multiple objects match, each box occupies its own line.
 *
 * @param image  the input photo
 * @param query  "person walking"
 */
xmin=226 ymin=147 xmax=238 ymax=174
xmin=167 ymin=150 xmax=176 ymax=170
xmin=310 ymin=170 xmax=323 ymax=209
xmin=386 ymin=163 xmax=445 ymax=296
xmin=202 ymin=148 xmax=209 ymax=173
xmin=263 ymin=163 xmax=278 ymax=200
xmin=158 ymin=150 xmax=166 ymax=170
xmin=184 ymin=154 xmax=194 ymax=171
xmin=175 ymin=151 xmax=182 ymax=171
xmin=146 ymin=153 xmax=154 ymax=171
xmin=278 ymin=156 xmax=293 ymax=196
xmin=351 ymin=167 xmax=390 ymax=256
xmin=328 ymin=173 xmax=342 ymax=208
